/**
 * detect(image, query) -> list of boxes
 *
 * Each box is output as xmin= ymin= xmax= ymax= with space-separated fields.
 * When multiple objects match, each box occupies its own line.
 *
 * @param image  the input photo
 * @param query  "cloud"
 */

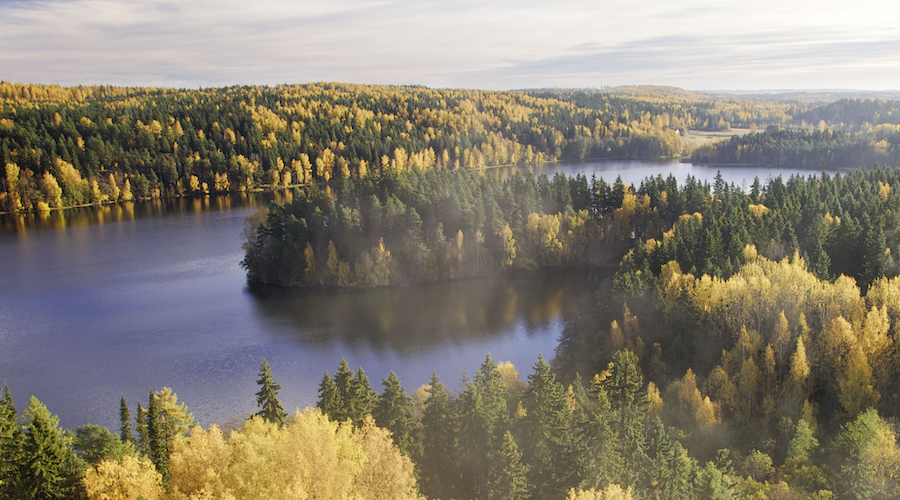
xmin=1 ymin=0 xmax=899 ymax=90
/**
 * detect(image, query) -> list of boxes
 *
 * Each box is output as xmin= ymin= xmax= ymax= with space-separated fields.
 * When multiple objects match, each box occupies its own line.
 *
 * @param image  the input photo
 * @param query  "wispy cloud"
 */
xmin=1 ymin=0 xmax=898 ymax=89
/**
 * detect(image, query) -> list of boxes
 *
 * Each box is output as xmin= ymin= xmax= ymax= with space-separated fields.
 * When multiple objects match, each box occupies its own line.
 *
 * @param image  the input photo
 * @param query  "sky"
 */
xmin=1 ymin=0 xmax=899 ymax=91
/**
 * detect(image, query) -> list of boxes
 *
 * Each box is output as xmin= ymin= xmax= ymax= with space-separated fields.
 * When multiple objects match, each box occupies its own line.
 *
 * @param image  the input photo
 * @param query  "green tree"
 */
xmin=420 ymin=371 xmax=455 ymax=500
xmin=255 ymin=359 xmax=286 ymax=426
xmin=348 ymin=366 xmax=376 ymax=425
xmin=317 ymin=370 xmax=341 ymax=419
xmin=374 ymin=371 xmax=420 ymax=459
xmin=0 ymin=385 xmax=23 ymax=500
xmin=490 ymin=431 xmax=530 ymax=500
xmin=333 ymin=358 xmax=355 ymax=422
xmin=19 ymin=397 xmax=70 ymax=500
xmin=522 ymin=354 xmax=576 ymax=500
xmin=119 ymin=395 xmax=133 ymax=445
xmin=135 ymin=403 xmax=148 ymax=456
xmin=146 ymin=390 xmax=167 ymax=481
xmin=73 ymin=424 xmax=131 ymax=465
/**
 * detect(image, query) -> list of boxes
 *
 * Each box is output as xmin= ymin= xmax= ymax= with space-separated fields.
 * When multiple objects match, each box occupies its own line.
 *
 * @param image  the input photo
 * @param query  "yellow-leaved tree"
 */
xmin=86 ymin=409 xmax=422 ymax=500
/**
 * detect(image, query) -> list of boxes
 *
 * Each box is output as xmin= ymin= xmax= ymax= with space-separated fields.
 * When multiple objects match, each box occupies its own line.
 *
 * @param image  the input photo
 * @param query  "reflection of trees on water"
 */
xmin=247 ymin=269 xmax=610 ymax=354
xmin=0 ymin=192 xmax=290 ymax=234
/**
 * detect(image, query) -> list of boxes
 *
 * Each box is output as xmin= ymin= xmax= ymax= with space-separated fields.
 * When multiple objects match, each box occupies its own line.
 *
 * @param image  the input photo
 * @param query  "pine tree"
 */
xmin=119 ymin=395 xmax=133 ymax=445
xmin=317 ymin=370 xmax=341 ymax=418
xmin=374 ymin=371 xmax=419 ymax=458
xmin=255 ymin=359 xmax=286 ymax=426
xmin=19 ymin=397 xmax=68 ymax=500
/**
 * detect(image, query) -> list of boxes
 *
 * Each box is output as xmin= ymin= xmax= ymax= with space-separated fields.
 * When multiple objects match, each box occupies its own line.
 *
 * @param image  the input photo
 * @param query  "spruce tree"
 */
xmin=489 ymin=431 xmax=530 ymax=500
xmin=316 ymin=370 xmax=341 ymax=418
xmin=0 ymin=385 xmax=22 ymax=500
xmin=255 ymin=359 xmax=286 ymax=426
xmin=521 ymin=354 xmax=576 ymax=500
xmin=147 ymin=391 xmax=168 ymax=482
xmin=348 ymin=366 xmax=376 ymax=425
xmin=19 ymin=397 xmax=67 ymax=500
xmin=374 ymin=371 xmax=419 ymax=458
xmin=420 ymin=371 xmax=454 ymax=500
xmin=333 ymin=358 xmax=354 ymax=422
xmin=458 ymin=354 xmax=511 ymax=500
xmin=580 ymin=373 xmax=622 ymax=489
xmin=119 ymin=395 xmax=133 ymax=445
xmin=135 ymin=403 xmax=148 ymax=456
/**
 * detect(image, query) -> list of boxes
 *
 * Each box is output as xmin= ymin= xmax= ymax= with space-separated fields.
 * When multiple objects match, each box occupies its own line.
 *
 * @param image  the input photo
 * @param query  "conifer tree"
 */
xmin=522 ymin=354 xmax=577 ymax=500
xmin=19 ymin=397 xmax=68 ymax=500
xmin=0 ymin=385 xmax=22 ymax=500
xmin=333 ymin=358 xmax=354 ymax=422
xmin=579 ymin=374 xmax=622 ymax=490
xmin=135 ymin=403 xmax=148 ymax=456
xmin=255 ymin=359 xmax=286 ymax=426
xmin=490 ymin=431 xmax=530 ymax=500
xmin=146 ymin=391 xmax=167 ymax=481
xmin=348 ymin=366 xmax=376 ymax=425
xmin=420 ymin=371 xmax=455 ymax=500
xmin=374 ymin=371 xmax=419 ymax=458
xmin=317 ymin=370 xmax=341 ymax=418
xmin=119 ymin=395 xmax=133 ymax=445
xmin=458 ymin=354 xmax=511 ymax=500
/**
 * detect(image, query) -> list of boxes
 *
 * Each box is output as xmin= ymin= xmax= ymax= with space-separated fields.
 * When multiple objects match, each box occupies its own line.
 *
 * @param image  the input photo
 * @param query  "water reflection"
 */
xmin=247 ymin=268 xmax=607 ymax=355
xmin=0 ymin=192 xmax=295 ymax=235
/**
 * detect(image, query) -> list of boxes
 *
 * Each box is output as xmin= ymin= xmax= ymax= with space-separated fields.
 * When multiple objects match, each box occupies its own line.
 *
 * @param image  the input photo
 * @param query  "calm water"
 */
xmin=0 ymin=160 xmax=836 ymax=430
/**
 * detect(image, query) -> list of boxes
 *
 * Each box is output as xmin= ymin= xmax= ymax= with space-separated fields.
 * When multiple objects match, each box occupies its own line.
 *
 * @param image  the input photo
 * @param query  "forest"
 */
xmin=7 ymin=84 xmax=900 ymax=499
xmin=7 ymin=165 xmax=900 ymax=498
xmin=5 ymin=82 xmax=899 ymax=214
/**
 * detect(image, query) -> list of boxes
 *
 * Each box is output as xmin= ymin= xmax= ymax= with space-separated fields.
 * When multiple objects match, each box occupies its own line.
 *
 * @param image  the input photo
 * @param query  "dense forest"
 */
xmin=7 ymin=166 xmax=900 ymax=499
xmin=7 ymin=82 xmax=900 ymax=214
xmin=8 ymin=83 xmax=900 ymax=499
xmin=1 ymin=82 xmax=698 ymax=213
xmin=691 ymin=127 xmax=900 ymax=169
xmin=243 ymin=165 xmax=900 ymax=293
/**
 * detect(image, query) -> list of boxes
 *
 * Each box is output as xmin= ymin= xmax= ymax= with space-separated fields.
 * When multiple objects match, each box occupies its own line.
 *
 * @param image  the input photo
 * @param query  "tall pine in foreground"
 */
xmin=255 ymin=359 xmax=286 ymax=426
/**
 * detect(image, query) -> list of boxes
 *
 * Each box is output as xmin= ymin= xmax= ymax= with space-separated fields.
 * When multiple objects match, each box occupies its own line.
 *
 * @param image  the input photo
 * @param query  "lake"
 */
xmin=0 ymin=159 xmax=838 ymax=431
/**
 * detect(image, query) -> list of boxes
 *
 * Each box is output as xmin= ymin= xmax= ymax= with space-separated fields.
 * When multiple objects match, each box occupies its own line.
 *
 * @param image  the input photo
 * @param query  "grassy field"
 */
xmin=681 ymin=127 xmax=754 ymax=151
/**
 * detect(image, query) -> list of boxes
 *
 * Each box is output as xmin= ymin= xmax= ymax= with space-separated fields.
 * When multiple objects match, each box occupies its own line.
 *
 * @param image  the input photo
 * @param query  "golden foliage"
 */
xmin=161 ymin=410 xmax=421 ymax=500
xmin=566 ymin=484 xmax=635 ymax=500
xmin=84 ymin=455 xmax=163 ymax=500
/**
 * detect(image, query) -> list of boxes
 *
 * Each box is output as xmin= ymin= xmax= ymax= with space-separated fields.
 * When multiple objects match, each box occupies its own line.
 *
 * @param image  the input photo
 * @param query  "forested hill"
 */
xmin=6 ymin=81 xmax=884 ymax=215
xmin=1 ymin=82 xmax=697 ymax=213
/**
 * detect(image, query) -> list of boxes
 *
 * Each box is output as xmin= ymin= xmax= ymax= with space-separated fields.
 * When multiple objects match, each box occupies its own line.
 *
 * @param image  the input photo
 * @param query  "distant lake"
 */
xmin=0 ymin=159 xmax=838 ymax=431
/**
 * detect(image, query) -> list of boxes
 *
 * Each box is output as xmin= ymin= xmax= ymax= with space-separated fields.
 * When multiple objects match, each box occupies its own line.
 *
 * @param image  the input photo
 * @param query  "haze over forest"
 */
xmin=5 ymin=0 xmax=900 ymax=499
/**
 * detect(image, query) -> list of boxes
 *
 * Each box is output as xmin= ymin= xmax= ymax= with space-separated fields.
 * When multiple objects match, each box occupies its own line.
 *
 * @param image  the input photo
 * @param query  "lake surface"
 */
xmin=0 ymin=159 xmax=837 ymax=431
